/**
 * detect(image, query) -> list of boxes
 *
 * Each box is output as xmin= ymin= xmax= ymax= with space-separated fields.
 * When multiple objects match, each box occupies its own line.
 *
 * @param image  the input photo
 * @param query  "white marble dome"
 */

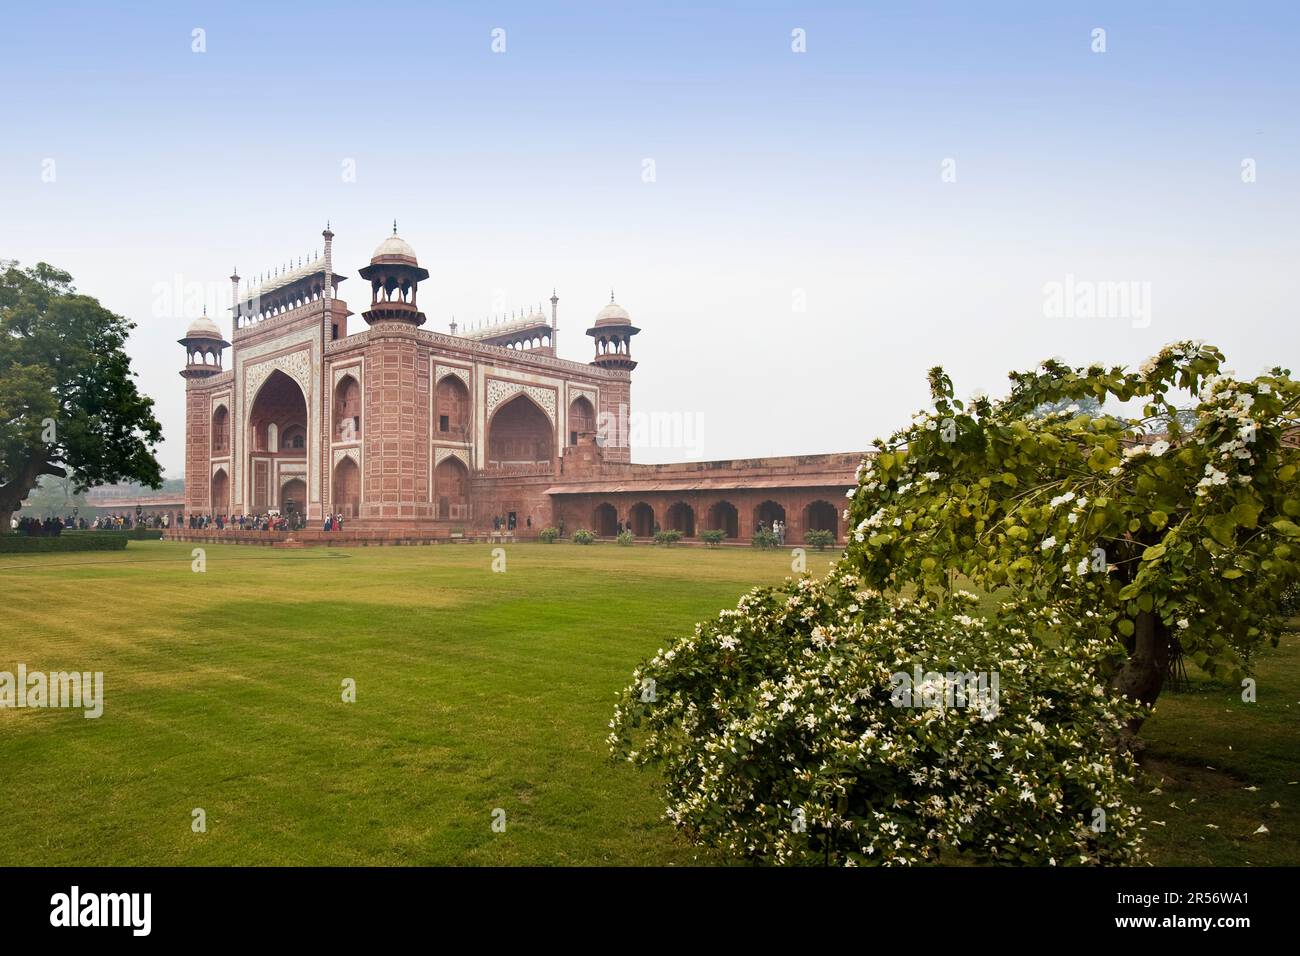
xmin=371 ymin=234 xmax=418 ymax=263
xmin=594 ymin=298 xmax=630 ymax=326
xmin=185 ymin=314 xmax=223 ymax=338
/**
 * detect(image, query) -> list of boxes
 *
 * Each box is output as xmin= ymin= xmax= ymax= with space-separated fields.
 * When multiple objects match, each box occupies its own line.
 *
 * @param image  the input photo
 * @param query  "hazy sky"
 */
xmin=2 ymin=1 xmax=1297 ymax=478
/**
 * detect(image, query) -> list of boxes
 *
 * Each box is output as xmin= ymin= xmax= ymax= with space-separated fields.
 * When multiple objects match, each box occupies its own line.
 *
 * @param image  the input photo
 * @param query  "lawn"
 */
xmin=0 ymin=539 xmax=837 ymax=865
xmin=0 ymin=540 xmax=1294 ymax=866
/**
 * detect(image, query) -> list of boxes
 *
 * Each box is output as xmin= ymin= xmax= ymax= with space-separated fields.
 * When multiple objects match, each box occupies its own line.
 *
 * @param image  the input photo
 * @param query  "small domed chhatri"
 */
xmin=177 ymin=306 xmax=229 ymax=380
xmin=587 ymin=290 xmax=640 ymax=371
xmin=358 ymin=220 xmax=430 ymax=326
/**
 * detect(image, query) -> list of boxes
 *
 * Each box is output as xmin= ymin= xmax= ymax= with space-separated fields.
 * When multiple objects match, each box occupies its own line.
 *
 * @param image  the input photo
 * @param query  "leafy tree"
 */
xmin=0 ymin=262 xmax=162 ymax=530
xmin=846 ymin=343 xmax=1299 ymax=726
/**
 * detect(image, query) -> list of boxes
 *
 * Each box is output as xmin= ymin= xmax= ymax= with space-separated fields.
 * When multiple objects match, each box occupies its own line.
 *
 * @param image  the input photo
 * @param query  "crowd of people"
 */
xmin=11 ymin=515 xmax=81 ymax=536
xmin=186 ymin=512 xmax=306 ymax=531
xmin=9 ymin=512 xmax=173 ymax=535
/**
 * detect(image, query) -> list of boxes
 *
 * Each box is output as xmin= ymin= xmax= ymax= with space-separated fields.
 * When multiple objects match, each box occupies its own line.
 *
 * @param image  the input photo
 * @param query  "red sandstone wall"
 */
xmin=362 ymin=330 xmax=432 ymax=520
xmin=598 ymin=378 xmax=631 ymax=464
xmin=184 ymin=384 xmax=212 ymax=514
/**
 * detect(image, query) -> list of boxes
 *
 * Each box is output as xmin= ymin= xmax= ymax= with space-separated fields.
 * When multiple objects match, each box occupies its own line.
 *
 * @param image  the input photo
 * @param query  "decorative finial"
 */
xmin=393 ymin=218 xmax=398 ymax=235
xmin=610 ymin=289 xmax=615 ymax=302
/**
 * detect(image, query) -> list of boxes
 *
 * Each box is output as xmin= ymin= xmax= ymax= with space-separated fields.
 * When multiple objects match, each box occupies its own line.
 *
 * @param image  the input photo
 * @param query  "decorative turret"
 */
xmin=586 ymin=291 xmax=639 ymax=371
xmin=358 ymin=221 xmax=430 ymax=327
xmin=178 ymin=307 xmax=229 ymax=379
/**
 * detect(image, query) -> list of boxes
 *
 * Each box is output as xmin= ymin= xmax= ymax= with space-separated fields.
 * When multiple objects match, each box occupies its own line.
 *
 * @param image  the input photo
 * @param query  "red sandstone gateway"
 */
xmin=171 ymin=224 xmax=859 ymax=545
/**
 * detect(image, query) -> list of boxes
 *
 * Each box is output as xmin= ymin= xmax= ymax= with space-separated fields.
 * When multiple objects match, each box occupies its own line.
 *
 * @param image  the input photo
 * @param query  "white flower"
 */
xmin=1075 ymin=557 xmax=1090 ymax=576
xmin=1068 ymin=513 xmax=1078 ymax=524
xmin=1177 ymin=618 xmax=1189 ymax=630
xmin=1040 ymin=536 xmax=1057 ymax=550
xmin=1149 ymin=440 xmax=1170 ymax=457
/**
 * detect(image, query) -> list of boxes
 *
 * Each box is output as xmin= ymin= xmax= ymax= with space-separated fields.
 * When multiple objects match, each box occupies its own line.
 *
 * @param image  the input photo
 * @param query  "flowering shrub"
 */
xmin=846 ymin=343 xmax=1300 ymax=715
xmin=538 ymin=526 xmax=559 ymax=543
xmin=805 ymin=529 xmax=835 ymax=551
xmin=616 ymin=530 xmax=634 ymax=546
xmin=572 ymin=528 xmax=596 ymax=545
xmin=654 ymin=529 xmax=682 ymax=546
xmin=751 ymin=528 xmax=779 ymax=550
xmin=701 ymin=529 xmax=726 ymax=547
xmin=610 ymin=569 xmax=1145 ymax=866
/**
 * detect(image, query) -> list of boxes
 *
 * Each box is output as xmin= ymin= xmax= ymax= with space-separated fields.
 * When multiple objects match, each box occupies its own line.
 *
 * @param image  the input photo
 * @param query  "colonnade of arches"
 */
xmin=584 ymin=497 xmax=841 ymax=541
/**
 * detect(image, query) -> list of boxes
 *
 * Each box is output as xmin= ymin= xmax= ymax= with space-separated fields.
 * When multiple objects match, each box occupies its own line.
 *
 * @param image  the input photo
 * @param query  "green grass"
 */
xmin=0 ymin=540 xmax=836 ymax=866
xmin=0 ymin=540 xmax=1294 ymax=866
xmin=1135 ymin=642 xmax=1299 ymax=865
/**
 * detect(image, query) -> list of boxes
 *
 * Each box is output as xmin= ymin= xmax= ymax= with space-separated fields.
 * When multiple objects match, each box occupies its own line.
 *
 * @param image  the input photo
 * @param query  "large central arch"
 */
xmin=488 ymin=395 xmax=553 ymax=466
xmin=248 ymin=369 xmax=308 ymax=513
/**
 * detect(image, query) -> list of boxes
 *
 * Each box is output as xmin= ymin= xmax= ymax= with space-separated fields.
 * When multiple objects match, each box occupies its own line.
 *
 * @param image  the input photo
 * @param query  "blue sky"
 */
xmin=2 ymin=1 xmax=1297 ymax=476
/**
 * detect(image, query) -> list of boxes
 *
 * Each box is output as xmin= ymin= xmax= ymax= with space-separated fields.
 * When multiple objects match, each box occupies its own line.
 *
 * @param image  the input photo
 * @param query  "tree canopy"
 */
xmin=845 ymin=342 xmax=1299 ymax=714
xmin=0 ymin=262 xmax=162 ymax=529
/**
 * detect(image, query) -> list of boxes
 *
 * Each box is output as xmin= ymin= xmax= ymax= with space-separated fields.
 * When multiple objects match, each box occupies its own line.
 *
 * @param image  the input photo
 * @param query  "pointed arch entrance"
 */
xmin=629 ymin=502 xmax=655 ymax=537
xmin=435 ymin=455 xmax=470 ymax=520
xmin=332 ymin=456 xmax=360 ymax=519
xmin=248 ymin=369 xmax=308 ymax=513
xmin=706 ymin=500 xmax=739 ymax=539
xmin=664 ymin=501 xmax=695 ymax=537
xmin=488 ymin=394 xmax=553 ymax=466
xmin=593 ymin=502 xmax=618 ymax=537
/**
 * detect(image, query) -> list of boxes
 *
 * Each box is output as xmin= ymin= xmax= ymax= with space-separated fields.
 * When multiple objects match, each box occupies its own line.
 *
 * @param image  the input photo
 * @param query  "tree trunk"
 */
xmin=1108 ymin=610 xmax=1172 ymax=743
xmin=0 ymin=454 xmax=58 ymax=534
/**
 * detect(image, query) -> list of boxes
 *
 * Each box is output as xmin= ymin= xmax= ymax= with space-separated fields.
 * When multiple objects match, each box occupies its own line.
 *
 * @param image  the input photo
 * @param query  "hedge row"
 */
xmin=65 ymin=528 xmax=164 ymax=540
xmin=0 ymin=534 xmax=130 ymax=553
